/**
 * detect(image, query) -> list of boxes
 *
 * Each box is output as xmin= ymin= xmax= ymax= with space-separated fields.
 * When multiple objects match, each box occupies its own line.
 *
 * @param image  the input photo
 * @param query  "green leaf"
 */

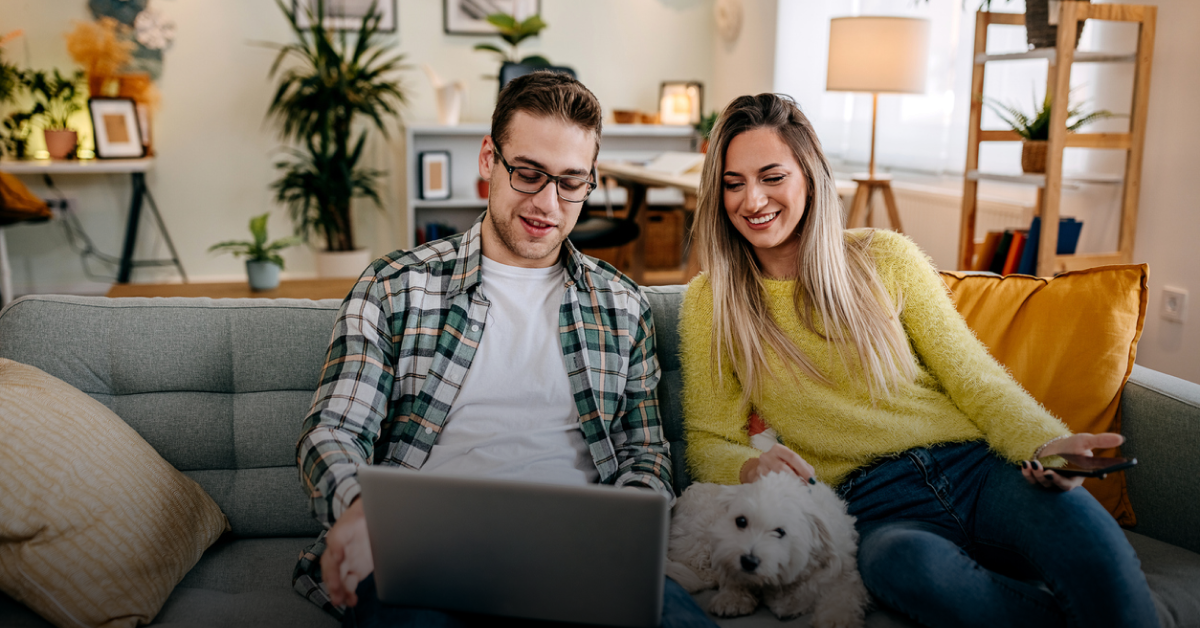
xmin=519 ymin=55 xmax=551 ymax=67
xmin=485 ymin=13 xmax=520 ymax=30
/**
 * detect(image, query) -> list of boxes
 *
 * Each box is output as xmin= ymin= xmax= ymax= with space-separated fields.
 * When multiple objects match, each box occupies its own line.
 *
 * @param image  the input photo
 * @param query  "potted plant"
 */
xmin=694 ymin=111 xmax=719 ymax=154
xmin=985 ymin=92 xmax=1117 ymax=173
xmin=27 ymin=69 xmax=86 ymax=159
xmin=266 ymin=0 xmax=407 ymax=277
xmin=473 ymin=12 xmax=550 ymax=79
xmin=0 ymin=35 xmax=33 ymax=159
xmin=208 ymin=213 xmax=300 ymax=291
xmin=921 ymin=0 xmax=1089 ymax=50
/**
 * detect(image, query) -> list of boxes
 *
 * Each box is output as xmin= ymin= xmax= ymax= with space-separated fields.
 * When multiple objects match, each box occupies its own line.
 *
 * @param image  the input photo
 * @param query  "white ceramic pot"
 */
xmin=314 ymin=248 xmax=372 ymax=278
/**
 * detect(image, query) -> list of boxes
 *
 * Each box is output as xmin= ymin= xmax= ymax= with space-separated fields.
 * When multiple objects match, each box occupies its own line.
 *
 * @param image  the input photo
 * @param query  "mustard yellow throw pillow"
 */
xmin=0 ymin=359 xmax=229 ymax=628
xmin=940 ymin=265 xmax=1148 ymax=527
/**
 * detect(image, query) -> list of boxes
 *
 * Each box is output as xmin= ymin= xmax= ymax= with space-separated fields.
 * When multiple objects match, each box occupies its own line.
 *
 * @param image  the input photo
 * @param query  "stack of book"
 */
xmin=973 ymin=217 xmax=1082 ymax=275
xmin=416 ymin=222 xmax=457 ymax=245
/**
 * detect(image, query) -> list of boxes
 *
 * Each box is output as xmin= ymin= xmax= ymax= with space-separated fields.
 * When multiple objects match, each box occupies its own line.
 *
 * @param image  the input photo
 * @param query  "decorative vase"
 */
xmin=43 ymin=130 xmax=77 ymax=160
xmin=246 ymin=260 xmax=282 ymax=291
xmin=1021 ymin=140 xmax=1049 ymax=174
xmin=476 ymin=178 xmax=489 ymax=199
xmin=1025 ymin=0 xmax=1090 ymax=50
xmin=315 ymin=248 xmax=372 ymax=278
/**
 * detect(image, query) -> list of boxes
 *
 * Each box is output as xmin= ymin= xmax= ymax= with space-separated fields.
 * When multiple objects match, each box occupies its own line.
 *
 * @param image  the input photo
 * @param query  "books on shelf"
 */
xmin=974 ymin=217 xmax=1081 ymax=276
xmin=1017 ymin=216 xmax=1083 ymax=275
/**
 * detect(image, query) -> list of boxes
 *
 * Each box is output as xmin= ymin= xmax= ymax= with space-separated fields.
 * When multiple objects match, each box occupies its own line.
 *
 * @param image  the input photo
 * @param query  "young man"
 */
xmin=293 ymin=72 xmax=715 ymax=627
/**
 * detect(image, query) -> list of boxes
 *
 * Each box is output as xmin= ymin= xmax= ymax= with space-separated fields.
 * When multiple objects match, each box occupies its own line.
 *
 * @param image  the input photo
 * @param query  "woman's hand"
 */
xmin=1021 ymin=432 xmax=1125 ymax=492
xmin=740 ymin=444 xmax=817 ymax=484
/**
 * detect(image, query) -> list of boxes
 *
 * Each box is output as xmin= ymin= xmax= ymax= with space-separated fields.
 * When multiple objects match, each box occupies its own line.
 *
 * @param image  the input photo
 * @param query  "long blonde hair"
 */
xmin=694 ymin=93 xmax=916 ymax=402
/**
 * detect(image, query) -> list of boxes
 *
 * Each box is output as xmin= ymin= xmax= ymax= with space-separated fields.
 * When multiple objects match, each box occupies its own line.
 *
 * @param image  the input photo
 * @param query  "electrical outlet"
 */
xmin=1163 ymin=286 xmax=1188 ymax=323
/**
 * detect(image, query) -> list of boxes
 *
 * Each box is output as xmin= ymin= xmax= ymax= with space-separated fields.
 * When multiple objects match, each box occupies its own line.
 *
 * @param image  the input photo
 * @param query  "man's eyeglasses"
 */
xmin=493 ymin=145 xmax=597 ymax=203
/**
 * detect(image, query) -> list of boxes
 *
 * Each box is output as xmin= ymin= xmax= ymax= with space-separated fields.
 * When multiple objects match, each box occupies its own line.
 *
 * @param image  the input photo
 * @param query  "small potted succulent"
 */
xmin=694 ymin=111 xmax=719 ymax=153
xmin=208 ymin=213 xmax=300 ymax=291
xmin=27 ymin=69 xmax=86 ymax=159
xmin=985 ymin=92 xmax=1117 ymax=173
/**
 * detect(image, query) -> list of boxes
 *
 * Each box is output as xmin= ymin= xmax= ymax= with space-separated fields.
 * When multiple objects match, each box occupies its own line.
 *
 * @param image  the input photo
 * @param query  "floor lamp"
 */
xmin=826 ymin=16 xmax=930 ymax=233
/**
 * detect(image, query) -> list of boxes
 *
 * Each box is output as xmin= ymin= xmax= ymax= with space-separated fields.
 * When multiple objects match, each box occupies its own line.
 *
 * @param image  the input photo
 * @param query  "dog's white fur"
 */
xmin=666 ymin=472 xmax=868 ymax=628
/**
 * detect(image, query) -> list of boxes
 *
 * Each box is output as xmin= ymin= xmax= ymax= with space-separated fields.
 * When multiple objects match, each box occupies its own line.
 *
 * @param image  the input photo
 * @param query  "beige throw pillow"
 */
xmin=0 ymin=359 xmax=229 ymax=628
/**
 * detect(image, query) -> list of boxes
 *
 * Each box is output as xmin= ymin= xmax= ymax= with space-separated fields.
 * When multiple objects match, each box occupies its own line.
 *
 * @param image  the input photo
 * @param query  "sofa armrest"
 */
xmin=1120 ymin=364 xmax=1200 ymax=554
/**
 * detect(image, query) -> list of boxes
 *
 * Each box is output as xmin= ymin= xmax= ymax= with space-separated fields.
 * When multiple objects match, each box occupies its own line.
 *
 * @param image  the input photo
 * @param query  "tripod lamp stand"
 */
xmin=826 ymin=16 xmax=930 ymax=233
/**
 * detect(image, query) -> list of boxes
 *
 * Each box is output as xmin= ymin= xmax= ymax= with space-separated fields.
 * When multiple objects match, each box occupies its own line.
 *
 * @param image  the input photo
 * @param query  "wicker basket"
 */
xmin=1026 ymin=0 xmax=1090 ymax=49
xmin=1021 ymin=140 xmax=1049 ymax=174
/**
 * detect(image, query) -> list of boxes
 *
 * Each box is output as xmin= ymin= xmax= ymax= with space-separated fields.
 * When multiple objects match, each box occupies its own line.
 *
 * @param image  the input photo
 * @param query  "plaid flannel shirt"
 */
xmin=292 ymin=213 xmax=673 ymax=615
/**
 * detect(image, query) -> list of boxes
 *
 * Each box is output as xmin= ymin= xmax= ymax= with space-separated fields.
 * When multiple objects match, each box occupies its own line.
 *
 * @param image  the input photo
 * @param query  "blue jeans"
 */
xmin=343 ymin=574 xmax=716 ymax=628
xmin=837 ymin=441 xmax=1158 ymax=628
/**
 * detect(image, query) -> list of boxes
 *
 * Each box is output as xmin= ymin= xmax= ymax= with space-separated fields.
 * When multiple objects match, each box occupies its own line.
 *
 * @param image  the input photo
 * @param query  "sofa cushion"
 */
xmin=939 ymin=266 xmax=1148 ymax=526
xmin=0 ymin=359 xmax=229 ymax=628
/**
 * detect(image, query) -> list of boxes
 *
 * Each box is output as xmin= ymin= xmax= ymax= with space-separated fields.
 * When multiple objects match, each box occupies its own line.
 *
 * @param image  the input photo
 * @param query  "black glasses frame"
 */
xmin=493 ymin=145 xmax=598 ymax=203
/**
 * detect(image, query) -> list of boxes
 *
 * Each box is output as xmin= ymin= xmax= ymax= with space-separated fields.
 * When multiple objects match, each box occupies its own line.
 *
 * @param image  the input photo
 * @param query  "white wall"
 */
xmin=1120 ymin=0 xmax=1200 ymax=384
xmin=1 ymin=0 xmax=715 ymax=291
xmin=710 ymin=0 xmax=777 ymax=111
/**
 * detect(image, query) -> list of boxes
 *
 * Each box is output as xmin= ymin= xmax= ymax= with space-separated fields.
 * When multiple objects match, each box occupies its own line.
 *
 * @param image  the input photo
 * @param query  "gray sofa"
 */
xmin=1 ymin=290 xmax=1198 ymax=628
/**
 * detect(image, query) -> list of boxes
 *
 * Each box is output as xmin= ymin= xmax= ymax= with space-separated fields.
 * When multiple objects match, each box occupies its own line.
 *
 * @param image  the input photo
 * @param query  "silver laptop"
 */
xmin=358 ymin=466 xmax=670 ymax=627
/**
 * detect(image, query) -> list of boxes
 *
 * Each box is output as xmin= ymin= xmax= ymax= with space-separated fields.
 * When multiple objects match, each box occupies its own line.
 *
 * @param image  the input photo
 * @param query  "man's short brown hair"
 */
xmin=491 ymin=71 xmax=603 ymax=162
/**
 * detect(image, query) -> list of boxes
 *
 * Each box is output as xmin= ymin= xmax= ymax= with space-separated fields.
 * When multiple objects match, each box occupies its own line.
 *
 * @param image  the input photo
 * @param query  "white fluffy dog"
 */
xmin=666 ymin=472 xmax=869 ymax=628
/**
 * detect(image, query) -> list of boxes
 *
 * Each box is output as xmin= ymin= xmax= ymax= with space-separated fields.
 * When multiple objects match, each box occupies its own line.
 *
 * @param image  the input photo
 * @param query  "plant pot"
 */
xmin=315 ymin=248 xmax=372 ymax=278
xmin=1021 ymin=140 xmax=1048 ymax=174
xmin=1025 ymin=0 xmax=1089 ymax=50
xmin=43 ymin=130 xmax=77 ymax=160
xmin=246 ymin=260 xmax=282 ymax=291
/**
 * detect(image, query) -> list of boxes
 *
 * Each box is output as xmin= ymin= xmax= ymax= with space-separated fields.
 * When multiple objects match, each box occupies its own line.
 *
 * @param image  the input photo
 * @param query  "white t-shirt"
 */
xmin=421 ymin=255 xmax=599 ymax=486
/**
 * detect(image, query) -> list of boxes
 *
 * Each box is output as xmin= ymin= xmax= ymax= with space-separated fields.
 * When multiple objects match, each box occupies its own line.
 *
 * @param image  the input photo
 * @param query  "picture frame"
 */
xmin=88 ymin=98 xmax=145 ymax=159
xmin=444 ymin=0 xmax=540 ymax=35
xmin=294 ymin=0 xmax=397 ymax=32
xmin=658 ymin=81 xmax=704 ymax=126
xmin=418 ymin=151 xmax=451 ymax=200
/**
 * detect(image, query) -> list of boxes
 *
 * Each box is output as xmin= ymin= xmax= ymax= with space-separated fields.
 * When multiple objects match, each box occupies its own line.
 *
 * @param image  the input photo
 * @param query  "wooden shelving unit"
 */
xmin=958 ymin=2 xmax=1156 ymax=275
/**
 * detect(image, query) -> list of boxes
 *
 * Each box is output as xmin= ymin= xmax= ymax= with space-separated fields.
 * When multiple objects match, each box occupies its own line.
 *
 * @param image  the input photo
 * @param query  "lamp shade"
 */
xmin=826 ymin=17 xmax=930 ymax=94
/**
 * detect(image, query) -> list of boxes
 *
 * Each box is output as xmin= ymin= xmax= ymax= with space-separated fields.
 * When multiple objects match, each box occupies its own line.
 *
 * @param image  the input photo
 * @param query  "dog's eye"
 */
xmin=735 ymin=516 xmax=747 ymax=529
xmin=773 ymin=528 xmax=786 ymax=538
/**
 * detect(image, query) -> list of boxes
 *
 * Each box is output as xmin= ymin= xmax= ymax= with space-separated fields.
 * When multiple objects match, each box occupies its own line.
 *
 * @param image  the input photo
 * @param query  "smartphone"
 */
xmin=1039 ymin=454 xmax=1138 ymax=478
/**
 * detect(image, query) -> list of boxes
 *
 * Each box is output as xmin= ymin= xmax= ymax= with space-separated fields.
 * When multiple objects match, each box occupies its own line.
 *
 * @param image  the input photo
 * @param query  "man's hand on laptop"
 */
xmin=321 ymin=498 xmax=374 ymax=608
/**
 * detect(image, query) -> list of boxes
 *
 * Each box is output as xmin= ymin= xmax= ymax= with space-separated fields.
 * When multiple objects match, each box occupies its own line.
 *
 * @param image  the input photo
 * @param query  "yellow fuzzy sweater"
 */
xmin=680 ymin=229 xmax=1070 ymax=487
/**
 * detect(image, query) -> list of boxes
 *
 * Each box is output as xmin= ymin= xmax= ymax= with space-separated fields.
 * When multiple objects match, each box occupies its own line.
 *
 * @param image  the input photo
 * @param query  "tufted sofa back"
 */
xmin=0 ymin=290 xmax=695 ymax=538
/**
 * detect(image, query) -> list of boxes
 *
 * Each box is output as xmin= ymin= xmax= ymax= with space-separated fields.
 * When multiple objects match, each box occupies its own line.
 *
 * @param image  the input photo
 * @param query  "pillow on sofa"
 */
xmin=940 ymin=265 xmax=1148 ymax=527
xmin=0 ymin=359 xmax=229 ymax=628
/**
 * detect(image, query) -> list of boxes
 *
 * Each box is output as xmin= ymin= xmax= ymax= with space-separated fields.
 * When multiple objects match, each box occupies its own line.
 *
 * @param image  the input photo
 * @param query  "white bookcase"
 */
xmin=403 ymin=123 xmax=694 ymax=250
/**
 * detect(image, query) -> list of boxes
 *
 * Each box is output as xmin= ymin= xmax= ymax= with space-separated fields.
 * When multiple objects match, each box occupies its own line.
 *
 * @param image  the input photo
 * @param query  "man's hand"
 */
xmin=320 ymin=498 xmax=374 ymax=608
xmin=1022 ymin=432 xmax=1125 ymax=492
xmin=739 ymin=444 xmax=816 ymax=485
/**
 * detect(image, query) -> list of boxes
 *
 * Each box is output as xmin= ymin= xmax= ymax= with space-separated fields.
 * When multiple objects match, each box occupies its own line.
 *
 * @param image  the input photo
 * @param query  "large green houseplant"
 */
xmin=266 ymin=0 xmax=407 ymax=262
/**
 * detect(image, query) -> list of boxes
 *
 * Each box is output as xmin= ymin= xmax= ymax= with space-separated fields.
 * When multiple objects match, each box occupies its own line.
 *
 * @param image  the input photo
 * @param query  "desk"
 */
xmin=595 ymin=161 xmax=701 ymax=285
xmin=596 ymin=161 xmax=857 ymax=284
xmin=106 ymin=278 xmax=355 ymax=300
xmin=0 ymin=158 xmax=186 ymax=297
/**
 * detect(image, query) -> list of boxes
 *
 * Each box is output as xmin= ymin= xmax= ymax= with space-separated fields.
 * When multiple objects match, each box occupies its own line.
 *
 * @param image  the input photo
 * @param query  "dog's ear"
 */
xmin=807 ymin=512 xmax=842 ymax=575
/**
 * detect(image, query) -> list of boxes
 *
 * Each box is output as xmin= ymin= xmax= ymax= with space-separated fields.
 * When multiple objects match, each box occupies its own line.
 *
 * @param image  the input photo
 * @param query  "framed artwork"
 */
xmin=659 ymin=82 xmax=703 ymax=126
xmin=88 ymin=98 xmax=145 ymax=159
xmin=294 ymin=0 xmax=397 ymax=32
xmin=418 ymin=151 xmax=451 ymax=200
xmin=444 ymin=0 xmax=540 ymax=35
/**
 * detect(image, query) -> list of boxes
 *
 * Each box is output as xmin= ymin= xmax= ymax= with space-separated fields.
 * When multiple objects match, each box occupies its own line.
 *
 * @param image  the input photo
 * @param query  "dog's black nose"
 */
xmin=740 ymin=555 xmax=760 ymax=573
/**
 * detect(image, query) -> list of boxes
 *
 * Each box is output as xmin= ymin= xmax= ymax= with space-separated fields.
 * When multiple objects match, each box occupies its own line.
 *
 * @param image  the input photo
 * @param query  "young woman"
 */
xmin=679 ymin=93 xmax=1158 ymax=628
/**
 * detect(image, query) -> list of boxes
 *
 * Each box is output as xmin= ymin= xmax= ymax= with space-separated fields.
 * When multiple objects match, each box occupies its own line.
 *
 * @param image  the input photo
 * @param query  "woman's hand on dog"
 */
xmin=740 ymin=444 xmax=817 ymax=485
xmin=1021 ymin=432 xmax=1125 ymax=492
xmin=321 ymin=497 xmax=374 ymax=608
